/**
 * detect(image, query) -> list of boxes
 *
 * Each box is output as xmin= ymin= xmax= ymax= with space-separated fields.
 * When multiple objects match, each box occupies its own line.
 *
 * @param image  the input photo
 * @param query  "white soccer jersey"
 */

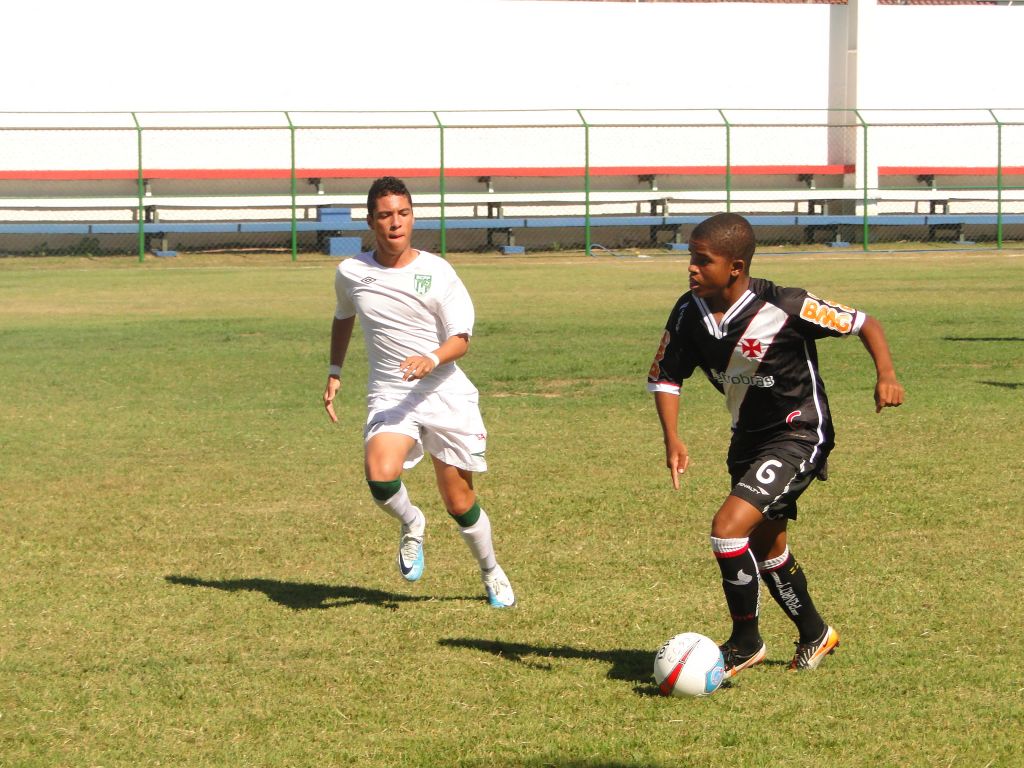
xmin=335 ymin=250 xmax=477 ymax=396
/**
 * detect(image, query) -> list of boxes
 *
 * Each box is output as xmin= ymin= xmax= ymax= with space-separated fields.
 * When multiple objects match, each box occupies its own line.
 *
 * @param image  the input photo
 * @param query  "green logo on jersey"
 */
xmin=414 ymin=274 xmax=432 ymax=295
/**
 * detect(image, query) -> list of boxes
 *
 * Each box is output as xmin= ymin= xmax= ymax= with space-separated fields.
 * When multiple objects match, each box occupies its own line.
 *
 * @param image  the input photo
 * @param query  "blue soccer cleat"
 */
xmin=397 ymin=520 xmax=425 ymax=582
xmin=481 ymin=564 xmax=516 ymax=608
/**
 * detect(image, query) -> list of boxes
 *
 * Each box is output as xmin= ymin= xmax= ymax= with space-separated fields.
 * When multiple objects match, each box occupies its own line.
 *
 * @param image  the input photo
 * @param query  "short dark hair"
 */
xmin=691 ymin=212 xmax=756 ymax=264
xmin=367 ymin=176 xmax=413 ymax=215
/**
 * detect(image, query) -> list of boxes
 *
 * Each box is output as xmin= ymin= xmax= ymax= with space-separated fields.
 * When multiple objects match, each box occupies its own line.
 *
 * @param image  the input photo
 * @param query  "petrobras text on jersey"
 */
xmin=711 ymin=369 xmax=775 ymax=388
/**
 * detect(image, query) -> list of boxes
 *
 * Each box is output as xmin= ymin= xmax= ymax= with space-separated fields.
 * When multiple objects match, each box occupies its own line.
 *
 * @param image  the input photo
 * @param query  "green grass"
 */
xmin=1 ymin=249 xmax=1022 ymax=768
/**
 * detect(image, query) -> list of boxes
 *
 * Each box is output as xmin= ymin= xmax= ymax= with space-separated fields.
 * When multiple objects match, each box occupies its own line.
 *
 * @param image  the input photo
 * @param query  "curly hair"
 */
xmin=691 ymin=213 xmax=756 ymax=265
xmin=367 ymin=176 xmax=413 ymax=215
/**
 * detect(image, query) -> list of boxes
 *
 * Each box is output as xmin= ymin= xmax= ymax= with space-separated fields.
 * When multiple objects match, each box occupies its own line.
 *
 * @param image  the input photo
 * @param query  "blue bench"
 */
xmin=3 ymin=209 xmax=1022 ymax=255
xmin=0 ymin=223 xmax=93 ymax=235
xmin=788 ymin=214 xmax=1013 ymax=246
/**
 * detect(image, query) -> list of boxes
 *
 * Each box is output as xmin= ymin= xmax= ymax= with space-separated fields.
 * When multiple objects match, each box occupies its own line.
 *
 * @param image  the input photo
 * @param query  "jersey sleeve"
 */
xmin=646 ymin=297 xmax=697 ymax=395
xmin=780 ymin=286 xmax=867 ymax=339
xmin=437 ymin=267 xmax=475 ymax=339
xmin=334 ymin=265 xmax=356 ymax=320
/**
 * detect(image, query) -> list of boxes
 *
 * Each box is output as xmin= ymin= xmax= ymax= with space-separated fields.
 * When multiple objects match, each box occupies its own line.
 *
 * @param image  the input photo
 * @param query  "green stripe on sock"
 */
xmin=367 ymin=479 xmax=402 ymax=501
xmin=451 ymin=501 xmax=481 ymax=527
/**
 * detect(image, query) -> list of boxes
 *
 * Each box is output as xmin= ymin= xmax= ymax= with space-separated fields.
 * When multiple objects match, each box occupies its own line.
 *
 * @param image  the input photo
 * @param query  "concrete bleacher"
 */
xmin=4 ymin=205 xmax=1023 ymax=255
xmin=2 ymin=163 xmax=1022 ymax=255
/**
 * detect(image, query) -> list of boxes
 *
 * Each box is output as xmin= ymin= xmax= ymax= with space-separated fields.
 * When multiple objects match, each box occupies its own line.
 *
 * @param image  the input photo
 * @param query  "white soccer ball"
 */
xmin=653 ymin=632 xmax=725 ymax=698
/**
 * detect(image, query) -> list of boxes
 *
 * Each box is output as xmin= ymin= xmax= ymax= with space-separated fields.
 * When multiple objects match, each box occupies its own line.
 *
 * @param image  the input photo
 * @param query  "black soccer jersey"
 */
xmin=648 ymin=277 xmax=867 ymax=446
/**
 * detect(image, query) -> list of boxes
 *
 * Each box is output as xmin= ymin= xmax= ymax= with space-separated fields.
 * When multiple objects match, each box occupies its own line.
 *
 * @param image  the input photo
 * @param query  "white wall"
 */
xmin=2 ymin=1 xmax=1021 ymax=177
xmin=865 ymin=7 xmax=1023 ymax=110
xmin=7 ymin=0 xmax=833 ymax=112
xmin=6 ymin=1 xmax=1019 ymax=113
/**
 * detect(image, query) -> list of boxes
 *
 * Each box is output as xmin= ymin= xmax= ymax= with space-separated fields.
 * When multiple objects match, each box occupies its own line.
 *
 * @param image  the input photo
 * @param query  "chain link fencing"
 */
xmin=0 ymin=109 xmax=1021 ymax=260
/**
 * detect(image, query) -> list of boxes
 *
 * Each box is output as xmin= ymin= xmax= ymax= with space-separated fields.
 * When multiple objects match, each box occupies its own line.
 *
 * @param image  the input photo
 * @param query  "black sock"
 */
xmin=711 ymin=536 xmax=762 ymax=651
xmin=760 ymin=548 xmax=827 ymax=643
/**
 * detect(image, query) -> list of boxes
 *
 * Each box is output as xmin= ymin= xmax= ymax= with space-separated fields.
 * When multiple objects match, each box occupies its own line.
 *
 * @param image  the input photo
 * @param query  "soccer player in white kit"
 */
xmin=322 ymin=177 xmax=515 ymax=608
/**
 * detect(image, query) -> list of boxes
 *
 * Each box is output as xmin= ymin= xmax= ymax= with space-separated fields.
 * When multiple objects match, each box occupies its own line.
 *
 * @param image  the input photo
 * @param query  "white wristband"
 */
xmin=425 ymin=352 xmax=440 ymax=367
xmin=328 ymin=364 xmax=342 ymax=378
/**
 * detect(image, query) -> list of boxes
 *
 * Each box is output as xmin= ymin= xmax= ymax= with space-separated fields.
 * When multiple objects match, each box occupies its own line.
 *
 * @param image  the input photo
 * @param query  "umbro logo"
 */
xmin=361 ymin=277 xmax=376 ymax=284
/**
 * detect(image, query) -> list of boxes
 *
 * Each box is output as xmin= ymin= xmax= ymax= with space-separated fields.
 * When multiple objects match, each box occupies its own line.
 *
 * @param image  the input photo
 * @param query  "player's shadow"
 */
xmin=941 ymin=338 xmax=1023 ymax=389
xmin=166 ymin=574 xmax=458 ymax=611
xmin=438 ymin=637 xmax=659 ymax=696
xmin=461 ymin=760 xmax=673 ymax=768
xmin=942 ymin=336 xmax=1024 ymax=342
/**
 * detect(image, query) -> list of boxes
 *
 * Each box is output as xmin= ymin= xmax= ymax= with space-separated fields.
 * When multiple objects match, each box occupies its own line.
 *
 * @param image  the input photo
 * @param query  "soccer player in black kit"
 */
xmin=648 ymin=213 xmax=904 ymax=678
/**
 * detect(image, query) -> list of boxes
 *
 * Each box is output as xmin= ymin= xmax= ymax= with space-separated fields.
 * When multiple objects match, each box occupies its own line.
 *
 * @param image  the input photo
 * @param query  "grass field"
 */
xmin=1 ymin=248 xmax=1022 ymax=768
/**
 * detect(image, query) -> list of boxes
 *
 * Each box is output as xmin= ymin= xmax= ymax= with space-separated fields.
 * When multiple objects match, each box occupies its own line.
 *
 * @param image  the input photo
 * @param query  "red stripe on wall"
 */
xmin=0 ymin=164 xmax=859 ymax=182
xmin=878 ymin=166 xmax=1024 ymax=176
xmin=0 ymin=169 xmax=139 ymax=181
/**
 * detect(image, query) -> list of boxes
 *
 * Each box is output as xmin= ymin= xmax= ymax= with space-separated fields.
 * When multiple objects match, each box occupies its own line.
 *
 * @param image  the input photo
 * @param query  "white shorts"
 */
xmin=364 ymin=388 xmax=488 ymax=472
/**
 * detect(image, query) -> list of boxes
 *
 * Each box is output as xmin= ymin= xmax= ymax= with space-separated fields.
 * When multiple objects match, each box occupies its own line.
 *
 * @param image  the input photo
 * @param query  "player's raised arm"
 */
xmin=654 ymin=390 xmax=690 ymax=490
xmin=324 ymin=315 xmax=355 ymax=423
xmin=857 ymin=315 xmax=904 ymax=413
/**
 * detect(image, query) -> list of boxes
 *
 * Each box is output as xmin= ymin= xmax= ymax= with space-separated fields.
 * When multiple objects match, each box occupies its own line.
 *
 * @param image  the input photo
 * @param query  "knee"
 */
xmin=710 ymin=511 xmax=736 ymax=539
xmin=749 ymin=525 xmax=787 ymax=561
xmin=435 ymin=465 xmax=476 ymax=516
xmin=443 ymin=489 xmax=476 ymax=517
xmin=710 ymin=505 xmax=757 ymax=540
xmin=364 ymin=458 xmax=403 ymax=484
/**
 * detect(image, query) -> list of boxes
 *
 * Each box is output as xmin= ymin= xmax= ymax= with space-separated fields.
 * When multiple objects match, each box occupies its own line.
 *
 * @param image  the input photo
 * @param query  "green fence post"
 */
xmin=718 ymin=110 xmax=731 ymax=212
xmin=577 ymin=110 xmax=591 ymax=256
xmin=285 ymin=112 xmax=298 ymax=261
xmin=131 ymin=113 xmax=145 ymax=262
xmin=989 ymin=109 xmax=1003 ymax=249
xmin=433 ymin=112 xmax=446 ymax=258
xmin=855 ymin=110 xmax=869 ymax=251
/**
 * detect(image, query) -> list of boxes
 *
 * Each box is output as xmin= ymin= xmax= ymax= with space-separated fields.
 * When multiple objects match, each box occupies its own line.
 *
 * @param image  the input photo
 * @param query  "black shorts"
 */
xmin=727 ymin=431 xmax=832 ymax=520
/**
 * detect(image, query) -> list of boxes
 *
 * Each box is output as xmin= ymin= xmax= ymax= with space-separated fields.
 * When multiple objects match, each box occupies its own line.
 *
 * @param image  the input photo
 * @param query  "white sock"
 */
xmin=373 ymin=483 xmax=424 ymax=531
xmin=458 ymin=508 xmax=497 ymax=572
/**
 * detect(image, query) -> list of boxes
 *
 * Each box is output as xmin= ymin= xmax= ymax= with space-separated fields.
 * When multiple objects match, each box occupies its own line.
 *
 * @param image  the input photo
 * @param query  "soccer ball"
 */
xmin=653 ymin=632 xmax=725 ymax=697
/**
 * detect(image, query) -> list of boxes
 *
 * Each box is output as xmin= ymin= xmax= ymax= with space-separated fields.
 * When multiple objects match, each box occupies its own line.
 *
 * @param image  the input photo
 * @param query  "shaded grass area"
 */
xmin=1 ymin=250 xmax=1022 ymax=767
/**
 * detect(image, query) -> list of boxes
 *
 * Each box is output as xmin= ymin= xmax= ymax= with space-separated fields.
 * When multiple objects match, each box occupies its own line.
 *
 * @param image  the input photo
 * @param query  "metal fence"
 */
xmin=0 ymin=109 xmax=1021 ymax=260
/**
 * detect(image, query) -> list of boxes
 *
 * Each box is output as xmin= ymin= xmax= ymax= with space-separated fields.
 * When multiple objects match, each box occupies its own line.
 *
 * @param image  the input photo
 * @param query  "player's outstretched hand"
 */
xmin=664 ymin=436 xmax=690 ymax=491
xmin=324 ymin=376 xmax=341 ymax=423
xmin=874 ymin=374 xmax=905 ymax=413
